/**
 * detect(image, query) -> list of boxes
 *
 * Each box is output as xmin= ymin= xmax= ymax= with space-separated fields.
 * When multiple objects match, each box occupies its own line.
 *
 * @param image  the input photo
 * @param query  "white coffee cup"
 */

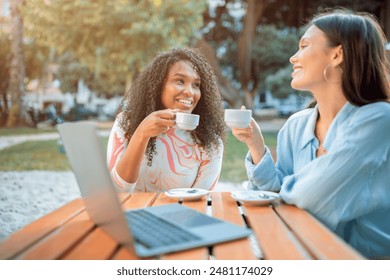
xmin=175 ymin=112 xmax=200 ymax=131
xmin=224 ymin=109 xmax=252 ymax=128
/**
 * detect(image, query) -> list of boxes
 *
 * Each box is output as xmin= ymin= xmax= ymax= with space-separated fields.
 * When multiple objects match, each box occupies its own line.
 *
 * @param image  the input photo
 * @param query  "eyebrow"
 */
xmin=171 ymin=73 xmax=200 ymax=81
xmin=299 ymin=38 xmax=309 ymax=43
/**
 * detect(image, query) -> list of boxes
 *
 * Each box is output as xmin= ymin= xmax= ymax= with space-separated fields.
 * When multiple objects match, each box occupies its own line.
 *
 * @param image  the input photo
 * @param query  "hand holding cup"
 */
xmin=224 ymin=109 xmax=252 ymax=128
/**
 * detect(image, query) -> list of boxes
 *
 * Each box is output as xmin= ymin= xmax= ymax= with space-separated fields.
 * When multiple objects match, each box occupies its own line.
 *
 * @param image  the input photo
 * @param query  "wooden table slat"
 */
xmin=61 ymin=227 xmax=118 ymax=260
xmin=243 ymin=203 xmax=311 ymax=260
xmin=181 ymin=195 xmax=208 ymax=212
xmin=112 ymin=247 xmax=141 ymax=260
xmin=211 ymin=192 xmax=256 ymax=260
xmin=121 ymin=192 xmax=157 ymax=209
xmin=0 ymin=198 xmax=85 ymax=260
xmin=150 ymin=193 xmax=178 ymax=206
xmin=117 ymin=193 xmax=132 ymax=203
xmin=15 ymin=211 xmax=94 ymax=260
xmin=275 ymin=204 xmax=364 ymax=260
xmin=39 ymin=193 xmax=130 ymax=259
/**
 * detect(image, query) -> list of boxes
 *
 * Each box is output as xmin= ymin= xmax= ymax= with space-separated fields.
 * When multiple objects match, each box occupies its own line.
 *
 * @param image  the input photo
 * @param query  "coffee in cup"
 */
xmin=175 ymin=112 xmax=200 ymax=131
xmin=224 ymin=109 xmax=252 ymax=128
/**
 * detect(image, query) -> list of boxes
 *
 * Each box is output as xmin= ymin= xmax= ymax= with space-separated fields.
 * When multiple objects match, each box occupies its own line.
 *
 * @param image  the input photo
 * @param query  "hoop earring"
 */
xmin=324 ymin=65 xmax=343 ymax=84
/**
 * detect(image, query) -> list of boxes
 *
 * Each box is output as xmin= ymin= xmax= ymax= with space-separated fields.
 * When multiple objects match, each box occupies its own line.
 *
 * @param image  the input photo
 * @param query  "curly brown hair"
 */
xmin=117 ymin=47 xmax=227 ymax=165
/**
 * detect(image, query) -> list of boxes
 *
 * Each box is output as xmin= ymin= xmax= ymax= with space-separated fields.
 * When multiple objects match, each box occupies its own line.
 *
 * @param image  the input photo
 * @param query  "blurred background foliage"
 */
xmin=22 ymin=0 xmax=207 ymax=96
xmin=0 ymin=0 xmax=388 ymax=126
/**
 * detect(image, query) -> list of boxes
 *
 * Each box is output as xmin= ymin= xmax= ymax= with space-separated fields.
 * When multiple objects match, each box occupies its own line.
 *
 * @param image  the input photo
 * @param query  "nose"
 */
xmin=289 ymin=51 xmax=298 ymax=64
xmin=183 ymin=84 xmax=194 ymax=95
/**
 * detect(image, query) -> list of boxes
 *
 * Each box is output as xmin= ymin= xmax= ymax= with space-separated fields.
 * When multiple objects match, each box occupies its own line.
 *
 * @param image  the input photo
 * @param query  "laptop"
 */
xmin=57 ymin=122 xmax=252 ymax=257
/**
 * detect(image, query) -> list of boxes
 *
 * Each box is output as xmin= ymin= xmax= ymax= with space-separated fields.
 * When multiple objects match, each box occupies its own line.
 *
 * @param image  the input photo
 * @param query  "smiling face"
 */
xmin=161 ymin=60 xmax=201 ymax=113
xmin=290 ymin=25 xmax=338 ymax=92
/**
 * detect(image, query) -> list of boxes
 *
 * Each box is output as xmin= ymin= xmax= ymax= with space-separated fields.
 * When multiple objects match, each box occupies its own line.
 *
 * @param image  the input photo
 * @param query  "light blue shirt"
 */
xmin=246 ymin=102 xmax=390 ymax=258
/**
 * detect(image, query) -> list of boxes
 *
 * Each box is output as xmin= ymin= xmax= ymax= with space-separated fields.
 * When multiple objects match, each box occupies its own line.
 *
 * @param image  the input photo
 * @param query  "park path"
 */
xmin=0 ymin=121 xmax=114 ymax=151
xmin=0 ymin=130 xmax=110 ymax=150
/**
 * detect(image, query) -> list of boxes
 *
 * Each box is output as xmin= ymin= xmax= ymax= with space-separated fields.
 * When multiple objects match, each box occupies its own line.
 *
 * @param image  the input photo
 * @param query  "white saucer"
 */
xmin=165 ymin=188 xmax=209 ymax=201
xmin=231 ymin=191 xmax=280 ymax=206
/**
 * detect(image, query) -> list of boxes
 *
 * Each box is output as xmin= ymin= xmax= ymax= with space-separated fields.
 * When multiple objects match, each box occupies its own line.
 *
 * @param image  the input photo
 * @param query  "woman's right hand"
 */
xmin=136 ymin=109 xmax=178 ymax=139
xmin=231 ymin=116 xmax=266 ymax=165
xmin=232 ymin=118 xmax=263 ymax=146
xmin=115 ymin=109 xmax=177 ymax=185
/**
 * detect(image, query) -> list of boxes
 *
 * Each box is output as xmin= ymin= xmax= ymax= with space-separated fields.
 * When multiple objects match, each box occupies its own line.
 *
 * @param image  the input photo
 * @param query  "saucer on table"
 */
xmin=164 ymin=188 xmax=209 ymax=201
xmin=231 ymin=190 xmax=280 ymax=206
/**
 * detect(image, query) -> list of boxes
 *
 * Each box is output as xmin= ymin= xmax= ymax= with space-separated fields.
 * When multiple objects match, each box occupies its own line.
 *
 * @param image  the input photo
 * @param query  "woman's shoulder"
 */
xmin=353 ymin=102 xmax=390 ymax=122
xmin=359 ymin=101 xmax=390 ymax=113
xmin=347 ymin=102 xmax=390 ymax=139
xmin=110 ymin=112 xmax=128 ymax=136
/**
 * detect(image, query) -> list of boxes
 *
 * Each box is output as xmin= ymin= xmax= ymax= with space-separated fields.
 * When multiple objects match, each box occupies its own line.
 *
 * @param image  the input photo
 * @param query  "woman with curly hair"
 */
xmin=107 ymin=48 xmax=226 ymax=193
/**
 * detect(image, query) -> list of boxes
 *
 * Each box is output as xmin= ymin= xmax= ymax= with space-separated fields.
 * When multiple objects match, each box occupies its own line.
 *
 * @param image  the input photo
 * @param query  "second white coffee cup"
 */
xmin=224 ymin=109 xmax=252 ymax=128
xmin=175 ymin=112 xmax=200 ymax=131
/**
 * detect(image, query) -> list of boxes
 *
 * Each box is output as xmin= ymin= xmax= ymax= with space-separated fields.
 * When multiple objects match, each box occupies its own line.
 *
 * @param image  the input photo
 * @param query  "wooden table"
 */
xmin=0 ymin=192 xmax=364 ymax=260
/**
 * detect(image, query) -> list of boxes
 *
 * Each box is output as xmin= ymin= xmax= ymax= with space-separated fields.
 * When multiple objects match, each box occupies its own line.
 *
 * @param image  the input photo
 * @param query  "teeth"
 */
xmin=178 ymin=99 xmax=192 ymax=105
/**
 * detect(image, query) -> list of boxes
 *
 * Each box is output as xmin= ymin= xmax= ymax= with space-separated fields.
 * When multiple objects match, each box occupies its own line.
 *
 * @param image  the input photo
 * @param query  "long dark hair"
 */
xmin=118 ymin=48 xmax=226 ymax=165
xmin=310 ymin=9 xmax=390 ymax=105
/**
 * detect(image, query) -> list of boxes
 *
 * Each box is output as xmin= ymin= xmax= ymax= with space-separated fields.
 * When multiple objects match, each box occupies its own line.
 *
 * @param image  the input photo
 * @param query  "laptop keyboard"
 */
xmin=125 ymin=209 xmax=201 ymax=248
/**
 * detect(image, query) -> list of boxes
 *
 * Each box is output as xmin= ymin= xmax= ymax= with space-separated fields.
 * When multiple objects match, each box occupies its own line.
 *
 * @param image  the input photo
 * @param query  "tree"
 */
xmin=192 ymin=37 xmax=238 ymax=107
xmin=56 ymin=52 xmax=93 ymax=94
xmin=195 ymin=1 xmax=241 ymax=107
xmin=199 ymin=0 xmax=273 ymax=108
xmin=0 ymin=31 xmax=49 ymax=127
xmin=199 ymin=0 xmax=388 ymax=108
xmin=237 ymin=0 xmax=265 ymax=108
xmin=0 ymin=32 xmax=11 ymax=126
xmin=252 ymin=25 xmax=300 ymax=98
xmin=266 ymin=66 xmax=297 ymax=100
xmin=6 ymin=0 xmax=25 ymax=127
xmin=258 ymin=0 xmax=386 ymax=29
xmin=22 ymin=0 xmax=207 ymax=96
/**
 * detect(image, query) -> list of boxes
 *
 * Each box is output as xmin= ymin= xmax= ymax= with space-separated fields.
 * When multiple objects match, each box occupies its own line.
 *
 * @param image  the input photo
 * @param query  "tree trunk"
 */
xmin=237 ymin=0 xmax=264 ymax=109
xmin=6 ymin=0 xmax=25 ymax=127
xmin=193 ymin=38 xmax=239 ymax=107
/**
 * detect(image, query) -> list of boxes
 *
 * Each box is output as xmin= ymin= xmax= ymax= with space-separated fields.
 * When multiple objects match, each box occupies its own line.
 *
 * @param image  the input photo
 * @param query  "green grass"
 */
xmin=0 ymin=137 xmax=109 ymax=171
xmin=0 ymin=140 xmax=71 ymax=171
xmin=220 ymin=132 xmax=277 ymax=182
xmin=0 ymin=132 xmax=277 ymax=182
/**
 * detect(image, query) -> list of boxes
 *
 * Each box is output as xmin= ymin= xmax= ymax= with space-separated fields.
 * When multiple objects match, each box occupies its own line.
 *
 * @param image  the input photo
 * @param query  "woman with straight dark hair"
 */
xmin=232 ymin=9 xmax=390 ymax=258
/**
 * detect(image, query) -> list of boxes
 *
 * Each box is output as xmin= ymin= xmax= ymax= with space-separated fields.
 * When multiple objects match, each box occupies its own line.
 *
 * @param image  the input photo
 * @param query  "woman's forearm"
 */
xmin=247 ymin=141 xmax=266 ymax=165
xmin=116 ymin=131 xmax=149 ymax=183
